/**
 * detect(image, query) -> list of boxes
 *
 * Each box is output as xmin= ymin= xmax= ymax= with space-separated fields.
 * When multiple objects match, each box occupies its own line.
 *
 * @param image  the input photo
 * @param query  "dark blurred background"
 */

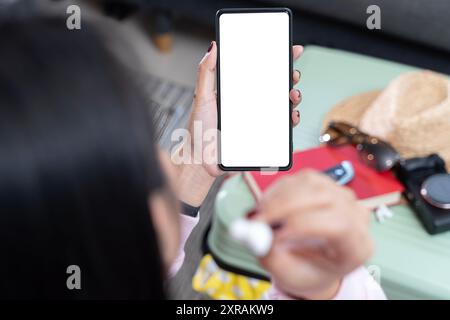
xmin=97 ymin=0 xmax=450 ymax=74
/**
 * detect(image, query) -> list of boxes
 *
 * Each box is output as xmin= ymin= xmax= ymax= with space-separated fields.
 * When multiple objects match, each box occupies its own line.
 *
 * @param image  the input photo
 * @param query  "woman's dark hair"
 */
xmin=0 ymin=14 xmax=167 ymax=299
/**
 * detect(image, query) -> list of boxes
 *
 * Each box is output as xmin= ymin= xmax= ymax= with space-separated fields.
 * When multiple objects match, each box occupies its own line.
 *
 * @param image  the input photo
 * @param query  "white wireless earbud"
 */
xmin=229 ymin=219 xmax=273 ymax=257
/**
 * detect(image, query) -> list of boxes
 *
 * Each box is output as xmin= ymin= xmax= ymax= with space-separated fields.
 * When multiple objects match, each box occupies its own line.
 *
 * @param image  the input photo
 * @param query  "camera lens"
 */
xmin=420 ymin=174 xmax=450 ymax=209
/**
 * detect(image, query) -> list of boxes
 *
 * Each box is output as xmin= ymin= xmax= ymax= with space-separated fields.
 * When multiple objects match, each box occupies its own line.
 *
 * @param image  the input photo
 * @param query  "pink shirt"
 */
xmin=170 ymin=212 xmax=386 ymax=300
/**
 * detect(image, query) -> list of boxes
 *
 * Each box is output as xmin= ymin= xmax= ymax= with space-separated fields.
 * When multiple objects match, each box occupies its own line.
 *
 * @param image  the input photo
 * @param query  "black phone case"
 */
xmin=216 ymin=8 xmax=293 ymax=171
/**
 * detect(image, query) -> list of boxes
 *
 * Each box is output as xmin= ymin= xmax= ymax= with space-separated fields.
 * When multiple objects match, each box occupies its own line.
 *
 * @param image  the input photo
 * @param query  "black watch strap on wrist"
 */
xmin=180 ymin=201 xmax=200 ymax=218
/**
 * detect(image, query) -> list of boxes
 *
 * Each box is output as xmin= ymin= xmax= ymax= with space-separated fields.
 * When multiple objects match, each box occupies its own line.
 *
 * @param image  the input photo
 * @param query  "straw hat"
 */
xmin=322 ymin=71 xmax=450 ymax=170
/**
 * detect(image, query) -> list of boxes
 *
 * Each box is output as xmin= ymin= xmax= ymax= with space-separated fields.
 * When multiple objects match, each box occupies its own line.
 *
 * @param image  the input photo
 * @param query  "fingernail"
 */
xmin=295 ymin=69 xmax=301 ymax=79
xmin=296 ymin=89 xmax=301 ymax=99
xmin=270 ymin=222 xmax=283 ymax=230
xmin=246 ymin=209 xmax=258 ymax=219
xmin=207 ymin=41 xmax=213 ymax=53
xmin=296 ymin=110 xmax=300 ymax=118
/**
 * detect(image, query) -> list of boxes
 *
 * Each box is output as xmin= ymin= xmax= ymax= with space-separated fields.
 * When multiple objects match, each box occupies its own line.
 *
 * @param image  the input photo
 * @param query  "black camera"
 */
xmin=395 ymin=154 xmax=450 ymax=234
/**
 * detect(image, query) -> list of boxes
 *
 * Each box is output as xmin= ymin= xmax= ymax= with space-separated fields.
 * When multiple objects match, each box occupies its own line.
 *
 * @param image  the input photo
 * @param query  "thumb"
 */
xmin=195 ymin=41 xmax=217 ymax=102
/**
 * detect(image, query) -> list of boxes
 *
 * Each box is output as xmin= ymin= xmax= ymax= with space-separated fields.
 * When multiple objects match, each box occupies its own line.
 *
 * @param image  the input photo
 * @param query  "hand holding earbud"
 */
xmin=253 ymin=170 xmax=373 ymax=299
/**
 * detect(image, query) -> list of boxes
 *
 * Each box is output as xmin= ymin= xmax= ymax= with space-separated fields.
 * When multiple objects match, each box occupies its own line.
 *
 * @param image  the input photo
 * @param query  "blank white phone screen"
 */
xmin=219 ymin=12 xmax=290 ymax=168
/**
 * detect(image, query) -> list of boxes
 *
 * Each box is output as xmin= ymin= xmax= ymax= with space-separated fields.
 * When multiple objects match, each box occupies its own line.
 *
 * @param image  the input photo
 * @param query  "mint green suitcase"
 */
xmin=213 ymin=46 xmax=450 ymax=300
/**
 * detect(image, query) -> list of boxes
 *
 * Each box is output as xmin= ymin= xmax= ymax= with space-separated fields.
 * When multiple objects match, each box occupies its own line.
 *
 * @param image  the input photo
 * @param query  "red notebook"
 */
xmin=245 ymin=145 xmax=404 ymax=208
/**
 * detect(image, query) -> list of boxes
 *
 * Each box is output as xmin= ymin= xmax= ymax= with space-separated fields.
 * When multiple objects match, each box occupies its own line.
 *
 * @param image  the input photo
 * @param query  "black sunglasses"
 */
xmin=320 ymin=122 xmax=401 ymax=172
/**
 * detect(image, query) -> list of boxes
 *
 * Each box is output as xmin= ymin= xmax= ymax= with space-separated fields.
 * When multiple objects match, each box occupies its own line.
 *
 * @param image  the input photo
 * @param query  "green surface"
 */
xmin=214 ymin=45 xmax=450 ymax=299
xmin=209 ymin=175 xmax=269 ymax=277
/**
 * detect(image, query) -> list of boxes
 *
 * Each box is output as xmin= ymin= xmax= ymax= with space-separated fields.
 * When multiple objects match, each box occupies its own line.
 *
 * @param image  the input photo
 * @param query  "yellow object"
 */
xmin=192 ymin=254 xmax=271 ymax=300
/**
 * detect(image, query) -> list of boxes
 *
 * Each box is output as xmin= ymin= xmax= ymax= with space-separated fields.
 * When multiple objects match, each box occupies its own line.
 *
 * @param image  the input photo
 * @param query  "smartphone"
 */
xmin=216 ymin=8 xmax=293 ymax=171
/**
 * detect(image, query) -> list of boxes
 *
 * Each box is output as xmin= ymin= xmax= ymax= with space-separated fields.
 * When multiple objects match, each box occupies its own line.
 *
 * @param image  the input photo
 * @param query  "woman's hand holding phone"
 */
xmin=177 ymin=42 xmax=304 ymax=206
